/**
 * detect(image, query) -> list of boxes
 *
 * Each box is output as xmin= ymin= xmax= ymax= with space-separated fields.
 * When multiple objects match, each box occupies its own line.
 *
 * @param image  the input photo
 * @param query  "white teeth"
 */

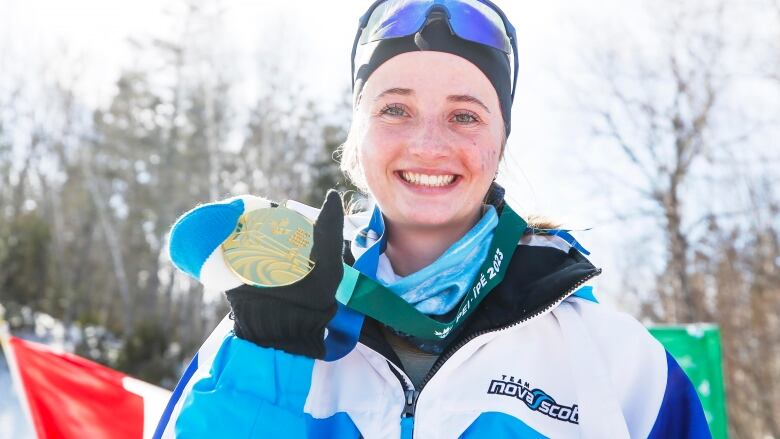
xmin=400 ymin=171 xmax=455 ymax=187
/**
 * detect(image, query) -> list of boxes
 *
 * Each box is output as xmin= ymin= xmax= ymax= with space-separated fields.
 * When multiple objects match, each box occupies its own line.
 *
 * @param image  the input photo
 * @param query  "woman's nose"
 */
xmin=407 ymin=118 xmax=453 ymax=159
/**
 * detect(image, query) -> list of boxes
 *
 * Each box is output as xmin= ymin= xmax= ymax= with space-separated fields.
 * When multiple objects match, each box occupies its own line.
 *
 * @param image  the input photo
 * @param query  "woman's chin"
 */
xmin=392 ymin=205 xmax=471 ymax=230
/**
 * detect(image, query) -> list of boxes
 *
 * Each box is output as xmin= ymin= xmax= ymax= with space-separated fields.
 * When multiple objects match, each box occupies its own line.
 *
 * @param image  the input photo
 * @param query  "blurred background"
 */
xmin=0 ymin=0 xmax=778 ymax=437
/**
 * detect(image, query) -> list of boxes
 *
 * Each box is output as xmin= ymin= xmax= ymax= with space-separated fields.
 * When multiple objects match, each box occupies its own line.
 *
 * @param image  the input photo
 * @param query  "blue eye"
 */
xmin=453 ymin=112 xmax=479 ymax=124
xmin=380 ymin=104 xmax=407 ymax=117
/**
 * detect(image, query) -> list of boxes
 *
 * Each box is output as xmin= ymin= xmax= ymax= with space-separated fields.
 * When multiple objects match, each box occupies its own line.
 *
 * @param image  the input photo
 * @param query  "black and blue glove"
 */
xmin=169 ymin=191 xmax=345 ymax=359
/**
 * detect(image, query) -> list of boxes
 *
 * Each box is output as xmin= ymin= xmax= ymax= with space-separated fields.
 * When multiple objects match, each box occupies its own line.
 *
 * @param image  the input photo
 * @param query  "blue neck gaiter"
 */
xmin=352 ymin=205 xmax=498 ymax=315
xmin=375 ymin=207 xmax=498 ymax=315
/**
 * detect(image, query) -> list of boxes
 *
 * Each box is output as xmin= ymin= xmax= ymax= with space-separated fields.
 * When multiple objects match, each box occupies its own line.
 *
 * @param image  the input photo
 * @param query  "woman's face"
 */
xmin=354 ymin=51 xmax=504 ymax=231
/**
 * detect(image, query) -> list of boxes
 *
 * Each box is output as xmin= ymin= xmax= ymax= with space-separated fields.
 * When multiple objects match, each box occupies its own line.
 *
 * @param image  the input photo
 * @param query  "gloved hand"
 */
xmin=225 ymin=191 xmax=344 ymax=358
xmin=168 ymin=190 xmax=345 ymax=359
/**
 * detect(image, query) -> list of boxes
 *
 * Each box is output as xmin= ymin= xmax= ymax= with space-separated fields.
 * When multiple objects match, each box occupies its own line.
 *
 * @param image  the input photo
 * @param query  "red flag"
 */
xmin=3 ymin=335 xmax=170 ymax=439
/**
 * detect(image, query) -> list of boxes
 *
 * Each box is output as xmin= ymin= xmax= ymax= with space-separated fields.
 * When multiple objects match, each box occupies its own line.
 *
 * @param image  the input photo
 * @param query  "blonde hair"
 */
xmin=525 ymin=215 xmax=562 ymax=231
xmin=337 ymin=126 xmax=368 ymax=193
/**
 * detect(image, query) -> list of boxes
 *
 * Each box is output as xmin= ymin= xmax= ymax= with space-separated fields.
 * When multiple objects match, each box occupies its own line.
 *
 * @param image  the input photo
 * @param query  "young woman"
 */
xmin=156 ymin=1 xmax=711 ymax=437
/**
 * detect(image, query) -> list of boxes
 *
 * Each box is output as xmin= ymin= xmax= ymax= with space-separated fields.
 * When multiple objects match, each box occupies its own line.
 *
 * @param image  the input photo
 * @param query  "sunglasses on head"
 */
xmin=351 ymin=0 xmax=519 ymax=101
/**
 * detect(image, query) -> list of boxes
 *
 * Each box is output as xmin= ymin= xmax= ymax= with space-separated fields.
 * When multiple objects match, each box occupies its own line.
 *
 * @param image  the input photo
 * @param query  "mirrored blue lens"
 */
xmin=444 ymin=0 xmax=511 ymax=53
xmin=359 ymin=0 xmax=431 ymax=44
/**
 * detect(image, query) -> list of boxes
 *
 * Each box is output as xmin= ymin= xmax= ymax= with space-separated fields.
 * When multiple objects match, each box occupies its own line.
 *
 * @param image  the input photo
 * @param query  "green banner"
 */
xmin=649 ymin=324 xmax=728 ymax=439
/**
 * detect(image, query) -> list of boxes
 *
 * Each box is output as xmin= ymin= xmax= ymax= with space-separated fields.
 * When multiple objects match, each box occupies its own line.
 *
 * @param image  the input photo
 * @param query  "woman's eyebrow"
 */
xmin=374 ymin=87 xmax=414 ymax=101
xmin=447 ymin=94 xmax=490 ymax=113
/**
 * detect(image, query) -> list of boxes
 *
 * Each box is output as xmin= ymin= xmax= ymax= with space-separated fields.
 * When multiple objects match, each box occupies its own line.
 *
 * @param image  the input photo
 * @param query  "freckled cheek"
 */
xmin=366 ymin=123 xmax=411 ymax=152
xmin=371 ymin=123 xmax=416 ymax=146
xmin=359 ymin=136 xmax=394 ymax=182
xmin=464 ymin=142 xmax=501 ymax=177
xmin=483 ymin=144 xmax=501 ymax=169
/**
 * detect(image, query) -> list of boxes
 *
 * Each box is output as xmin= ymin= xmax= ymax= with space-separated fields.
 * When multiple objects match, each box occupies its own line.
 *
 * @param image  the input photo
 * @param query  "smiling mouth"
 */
xmin=398 ymin=171 xmax=458 ymax=188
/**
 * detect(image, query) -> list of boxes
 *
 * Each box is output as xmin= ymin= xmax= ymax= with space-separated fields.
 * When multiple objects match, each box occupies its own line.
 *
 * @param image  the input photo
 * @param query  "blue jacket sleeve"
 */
xmin=175 ymin=335 xmax=316 ymax=438
xmin=648 ymin=351 xmax=712 ymax=438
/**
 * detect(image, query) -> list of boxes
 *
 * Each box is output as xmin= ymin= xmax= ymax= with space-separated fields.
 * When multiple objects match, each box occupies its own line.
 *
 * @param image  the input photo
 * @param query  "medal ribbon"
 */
xmin=335 ymin=205 xmax=527 ymax=340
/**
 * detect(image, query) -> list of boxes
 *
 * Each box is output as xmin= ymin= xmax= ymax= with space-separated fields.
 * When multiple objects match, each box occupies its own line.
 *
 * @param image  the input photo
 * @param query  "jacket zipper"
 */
xmin=403 ymin=388 xmax=419 ymax=418
xmin=386 ymin=360 xmax=418 ymax=418
xmin=407 ymin=268 xmax=602 ymax=418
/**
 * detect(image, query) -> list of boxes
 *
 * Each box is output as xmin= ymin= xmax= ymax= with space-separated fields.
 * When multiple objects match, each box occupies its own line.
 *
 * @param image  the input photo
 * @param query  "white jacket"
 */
xmin=155 ymin=205 xmax=710 ymax=438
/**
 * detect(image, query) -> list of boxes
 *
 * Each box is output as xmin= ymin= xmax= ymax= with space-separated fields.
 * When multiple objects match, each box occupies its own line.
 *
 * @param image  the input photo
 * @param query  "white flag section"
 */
xmin=1 ymin=326 xmax=171 ymax=439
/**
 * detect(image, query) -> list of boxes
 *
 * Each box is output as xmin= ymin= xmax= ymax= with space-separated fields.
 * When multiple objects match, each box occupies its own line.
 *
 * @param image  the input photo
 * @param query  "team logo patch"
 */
xmin=487 ymin=375 xmax=579 ymax=424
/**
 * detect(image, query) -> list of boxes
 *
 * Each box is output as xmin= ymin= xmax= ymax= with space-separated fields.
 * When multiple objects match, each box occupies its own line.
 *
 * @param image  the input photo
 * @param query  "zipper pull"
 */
xmin=403 ymin=389 xmax=419 ymax=417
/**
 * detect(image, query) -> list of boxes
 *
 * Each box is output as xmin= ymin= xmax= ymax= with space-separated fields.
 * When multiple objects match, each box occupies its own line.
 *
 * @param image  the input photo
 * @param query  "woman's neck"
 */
xmin=384 ymin=210 xmax=481 ymax=276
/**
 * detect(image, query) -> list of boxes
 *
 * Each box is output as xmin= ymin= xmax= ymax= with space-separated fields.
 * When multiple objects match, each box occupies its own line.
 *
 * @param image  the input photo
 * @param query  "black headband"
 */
xmin=353 ymin=18 xmax=513 ymax=136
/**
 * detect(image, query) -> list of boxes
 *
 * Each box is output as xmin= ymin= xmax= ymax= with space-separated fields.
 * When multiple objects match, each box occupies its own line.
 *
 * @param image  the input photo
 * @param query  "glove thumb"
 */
xmin=311 ymin=190 xmax=345 ymax=268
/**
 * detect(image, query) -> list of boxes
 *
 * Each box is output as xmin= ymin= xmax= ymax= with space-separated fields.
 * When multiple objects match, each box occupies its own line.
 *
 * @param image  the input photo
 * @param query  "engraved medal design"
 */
xmin=222 ymin=206 xmax=315 ymax=287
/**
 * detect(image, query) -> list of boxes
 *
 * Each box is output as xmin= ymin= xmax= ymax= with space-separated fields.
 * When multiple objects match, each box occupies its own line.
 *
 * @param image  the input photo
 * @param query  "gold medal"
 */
xmin=222 ymin=205 xmax=315 ymax=287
